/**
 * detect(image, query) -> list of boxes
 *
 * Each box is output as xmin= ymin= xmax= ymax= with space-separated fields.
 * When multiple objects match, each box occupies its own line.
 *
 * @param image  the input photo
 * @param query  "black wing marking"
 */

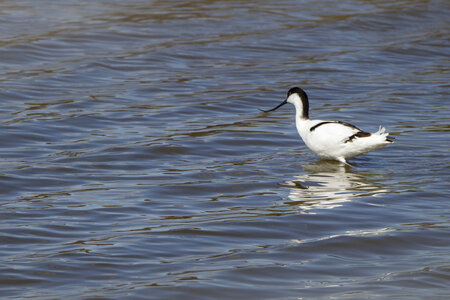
xmin=310 ymin=121 xmax=362 ymax=132
xmin=345 ymin=131 xmax=371 ymax=143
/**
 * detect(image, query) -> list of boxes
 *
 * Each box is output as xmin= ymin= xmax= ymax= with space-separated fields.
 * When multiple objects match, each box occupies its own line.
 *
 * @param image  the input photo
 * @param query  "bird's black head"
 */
xmin=286 ymin=87 xmax=309 ymax=119
xmin=287 ymin=87 xmax=308 ymax=100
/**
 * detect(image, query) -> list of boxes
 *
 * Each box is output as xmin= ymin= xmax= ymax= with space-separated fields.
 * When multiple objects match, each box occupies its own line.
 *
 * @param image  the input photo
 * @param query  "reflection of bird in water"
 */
xmin=283 ymin=160 xmax=389 ymax=212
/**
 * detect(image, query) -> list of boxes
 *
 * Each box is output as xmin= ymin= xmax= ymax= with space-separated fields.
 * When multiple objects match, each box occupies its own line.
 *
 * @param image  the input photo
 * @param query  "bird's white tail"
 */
xmin=375 ymin=126 xmax=393 ymax=143
xmin=340 ymin=126 xmax=393 ymax=159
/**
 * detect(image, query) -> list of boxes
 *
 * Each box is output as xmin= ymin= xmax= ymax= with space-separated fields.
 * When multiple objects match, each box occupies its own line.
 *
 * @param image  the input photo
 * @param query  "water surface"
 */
xmin=0 ymin=0 xmax=449 ymax=299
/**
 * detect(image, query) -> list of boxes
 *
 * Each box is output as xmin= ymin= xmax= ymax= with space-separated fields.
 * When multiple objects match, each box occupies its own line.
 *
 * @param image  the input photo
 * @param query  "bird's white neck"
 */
xmin=289 ymin=94 xmax=311 ymax=141
xmin=295 ymin=113 xmax=311 ymax=144
xmin=293 ymin=101 xmax=308 ymax=120
xmin=288 ymin=93 xmax=309 ymax=120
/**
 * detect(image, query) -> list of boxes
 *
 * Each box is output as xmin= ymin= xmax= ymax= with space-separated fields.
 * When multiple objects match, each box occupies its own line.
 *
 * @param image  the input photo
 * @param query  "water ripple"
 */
xmin=1 ymin=0 xmax=449 ymax=299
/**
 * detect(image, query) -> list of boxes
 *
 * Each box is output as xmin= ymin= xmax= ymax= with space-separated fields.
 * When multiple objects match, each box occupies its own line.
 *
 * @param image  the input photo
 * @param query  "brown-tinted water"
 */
xmin=1 ymin=1 xmax=449 ymax=299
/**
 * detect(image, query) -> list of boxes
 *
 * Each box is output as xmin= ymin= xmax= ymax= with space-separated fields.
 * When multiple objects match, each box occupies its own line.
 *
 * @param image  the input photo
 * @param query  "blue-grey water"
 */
xmin=1 ymin=1 xmax=449 ymax=299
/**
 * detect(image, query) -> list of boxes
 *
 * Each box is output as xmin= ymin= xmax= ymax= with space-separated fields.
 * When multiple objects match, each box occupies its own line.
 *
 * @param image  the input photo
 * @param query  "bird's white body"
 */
xmin=265 ymin=87 xmax=393 ymax=163
xmin=296 ymin=118 xmax=391 ymax=163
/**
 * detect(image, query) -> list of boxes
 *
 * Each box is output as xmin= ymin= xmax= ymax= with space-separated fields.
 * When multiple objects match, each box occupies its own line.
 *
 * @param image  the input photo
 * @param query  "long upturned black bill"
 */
xmin=261 ymin=99 xmax=287 ymax=112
